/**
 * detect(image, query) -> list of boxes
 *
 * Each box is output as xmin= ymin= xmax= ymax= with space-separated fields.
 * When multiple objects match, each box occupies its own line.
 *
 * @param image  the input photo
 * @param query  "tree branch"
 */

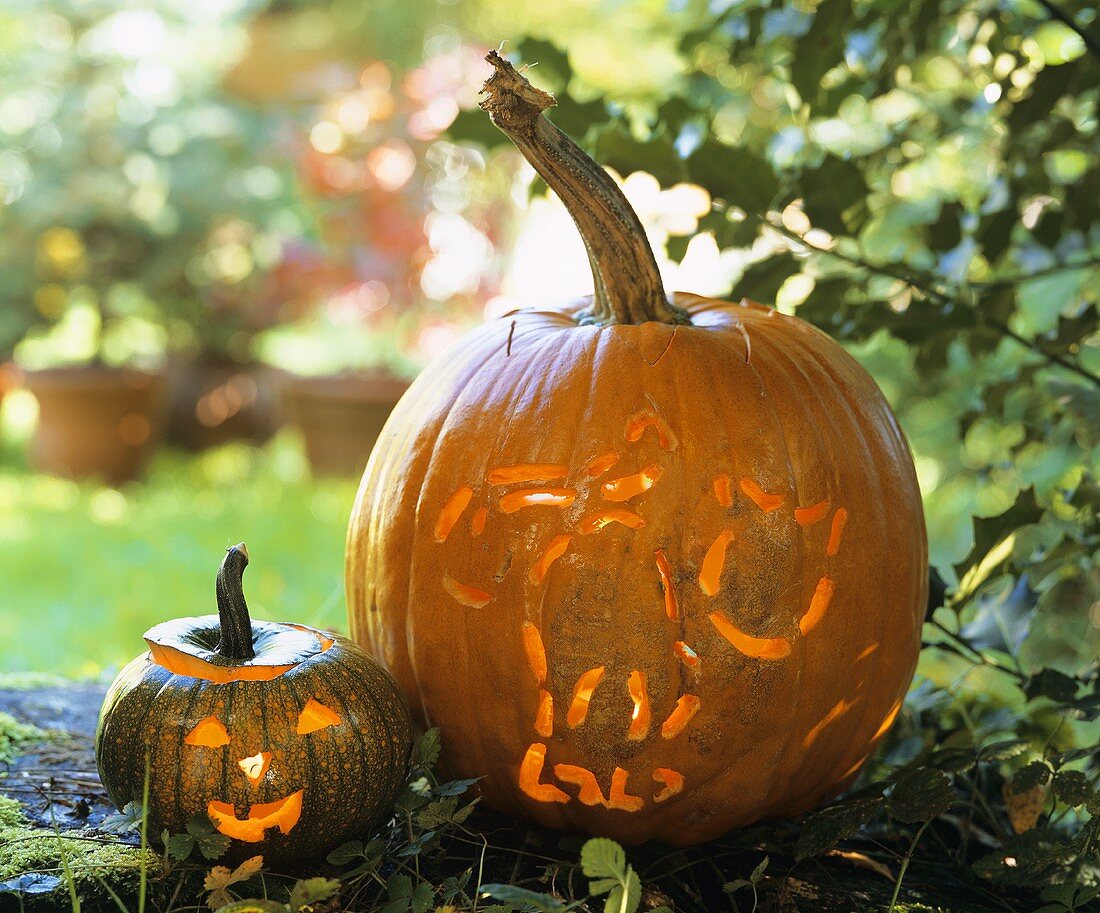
xmin=747 ymin=212 xmax=1100 ymax=388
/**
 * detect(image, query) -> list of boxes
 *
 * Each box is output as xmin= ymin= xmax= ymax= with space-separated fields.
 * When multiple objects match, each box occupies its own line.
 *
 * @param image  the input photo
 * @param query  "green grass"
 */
xmin=0 ymin=393 xmax=359 ymax=676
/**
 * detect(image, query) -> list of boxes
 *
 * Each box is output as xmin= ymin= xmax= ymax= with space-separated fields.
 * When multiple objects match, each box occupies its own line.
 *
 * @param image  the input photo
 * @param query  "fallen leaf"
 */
xmin=826 ymin=849 xmax=895 ymax=882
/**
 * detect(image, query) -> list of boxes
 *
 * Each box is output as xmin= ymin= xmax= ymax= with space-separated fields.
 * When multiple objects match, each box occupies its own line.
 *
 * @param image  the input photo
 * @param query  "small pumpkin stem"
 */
xmin=480 ymin=50 xmax=689 ymax=328
xmin=215 ymin=543 xmax=255 ymax=661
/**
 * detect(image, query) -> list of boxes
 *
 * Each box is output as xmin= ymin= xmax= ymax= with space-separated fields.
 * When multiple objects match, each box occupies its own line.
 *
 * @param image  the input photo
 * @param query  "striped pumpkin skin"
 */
xmin=96 ymin=625 xmax=412 ymax=865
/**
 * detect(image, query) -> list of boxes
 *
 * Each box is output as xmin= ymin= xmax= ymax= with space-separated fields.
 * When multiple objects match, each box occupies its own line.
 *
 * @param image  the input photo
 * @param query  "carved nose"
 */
xmin=237 ymin=751 xmax=271 ymax=785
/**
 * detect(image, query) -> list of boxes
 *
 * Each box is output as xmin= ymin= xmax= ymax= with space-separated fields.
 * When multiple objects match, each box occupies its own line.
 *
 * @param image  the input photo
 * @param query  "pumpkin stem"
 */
xmin=479 ymin=50 xmax=689 ymax=328
xmin=215 ymin=543 xmax=256 ymax=661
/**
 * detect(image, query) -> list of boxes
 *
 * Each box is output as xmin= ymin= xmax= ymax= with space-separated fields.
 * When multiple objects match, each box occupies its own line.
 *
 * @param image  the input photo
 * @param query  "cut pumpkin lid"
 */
xmin=145 ymin=618 xmax=335 ymax=682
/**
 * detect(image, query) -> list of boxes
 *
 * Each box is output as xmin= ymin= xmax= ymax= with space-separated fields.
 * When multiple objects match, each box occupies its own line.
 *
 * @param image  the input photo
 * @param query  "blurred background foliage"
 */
xmin=0 ymin=0 xmax=1097 ymax=896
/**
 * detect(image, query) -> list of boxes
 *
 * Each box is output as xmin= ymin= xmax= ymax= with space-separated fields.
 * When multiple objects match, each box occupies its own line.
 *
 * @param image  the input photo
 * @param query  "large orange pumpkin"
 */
xmin=346 ymin=51 xmax=928 ymax=845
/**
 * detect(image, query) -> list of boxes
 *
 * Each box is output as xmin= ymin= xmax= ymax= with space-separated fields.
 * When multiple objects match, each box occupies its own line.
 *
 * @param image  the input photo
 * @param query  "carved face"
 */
xmin=96 ymin=622 xmax=412 ymax=865
xmin=347 ymin=294 xmax=928 ymax=845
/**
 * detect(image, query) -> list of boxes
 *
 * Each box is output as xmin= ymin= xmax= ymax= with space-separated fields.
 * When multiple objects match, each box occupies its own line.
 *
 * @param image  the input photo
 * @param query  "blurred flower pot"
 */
xmin=281 ymin=373 xmax=409 ymax=477
xmin=166 ymin=354 xmax=283 ymax=451
xmin=23 ymin=366 xmax=166 ymax=484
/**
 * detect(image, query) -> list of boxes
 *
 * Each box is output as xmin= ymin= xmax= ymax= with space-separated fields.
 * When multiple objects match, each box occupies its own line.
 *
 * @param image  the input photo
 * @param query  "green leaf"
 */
xmin=887 ymin=767 xmax=953 ymax=823
xmin=791 ymin=0 xmax=853 ymax=107
xmin=413 ymin=728 xmax=441 ymax=769
xmin=447 ymin=108 xmax=504 ymax=149
xmin=410 ymin=882 xmax=434 ymax=913
xmin=479 ymin=884 xmax=569 ymax=912
xmin=978 ymin=739 xmax=1031 ymax=762
xmin=590 ymin=121 xmax=684 ymax=187
xmin=325 ymin=840 xmax=364 ymax=866
xmin=800 ymin=156 xmax=869 ymax=234
xmin=434 ymin=776 xmax=480 ymax=797
xmin=288 ymin=878 xmax=340 ymax=913
xmin=1051 ymin=769 xmax=1091 ymax=807
xmin=1025 ymin=668 xmax=1080 ymax=703
xmin=196 ymin=831 xmax=232 ymax=861
xmin=795 ymin=796 xmax=882 ymax=859
xmin=99 ymin=800 xmax=144 ymax=834
xmin=1009 ymin=760 xmax=1053 ymax=793
xmin=687 ymin=140 xmax=780 ymax=214
xmin=736 ymin=254 xmax=801 ymax=304
xmin=580 ymin=838 xmax=627 ymax=879
xmin=603 ymin=869 xmax=641 ymax=913
xmin=163 ymin=831 xmax=195 ymax=861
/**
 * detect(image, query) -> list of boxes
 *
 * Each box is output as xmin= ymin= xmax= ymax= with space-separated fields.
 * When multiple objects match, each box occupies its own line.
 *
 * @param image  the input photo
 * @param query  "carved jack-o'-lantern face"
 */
xmin=346 ymin=53 xmax=927 ymax=846
xmin=96 ymin=544 xmax=412 ymax=865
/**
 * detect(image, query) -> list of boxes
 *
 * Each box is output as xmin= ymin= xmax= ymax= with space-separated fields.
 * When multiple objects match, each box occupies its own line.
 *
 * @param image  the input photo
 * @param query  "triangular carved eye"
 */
xmin=296 ymin=699 xmax=342 ymax=734
xmin=184 ymin=715 xmax=230 ymax=748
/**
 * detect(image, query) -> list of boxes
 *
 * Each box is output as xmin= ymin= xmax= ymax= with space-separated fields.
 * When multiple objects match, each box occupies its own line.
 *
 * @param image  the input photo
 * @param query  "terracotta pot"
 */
xmin=281 ymin=373 xmax=409 ymax=477
xmin=24 ymin=366 xmax=166 ymax=483
xmin=166 ymin=354 xmax=283 ymax=451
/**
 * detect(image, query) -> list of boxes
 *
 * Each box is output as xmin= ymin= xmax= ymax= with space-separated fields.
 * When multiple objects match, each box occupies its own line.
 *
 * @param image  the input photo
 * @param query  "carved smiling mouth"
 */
xmin=207 ymin=791 xmax=304 ymax=842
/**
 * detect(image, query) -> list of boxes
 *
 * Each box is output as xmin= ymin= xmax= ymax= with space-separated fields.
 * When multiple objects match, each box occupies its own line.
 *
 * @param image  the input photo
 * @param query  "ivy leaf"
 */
xmin=288 ymin=877 xmax=340 ymax=912
xmin=1051 ymin=769 xmax=1090 ymax=807
xmin=99 ymin=799 xmax=144 ymax=835
xmin=0 ymin=873 xmax=63 ymax=895
xmin=887 ymin=767 xmax=953 ymax=823
xmin=796 ymin=796 xmax=882 ymax=859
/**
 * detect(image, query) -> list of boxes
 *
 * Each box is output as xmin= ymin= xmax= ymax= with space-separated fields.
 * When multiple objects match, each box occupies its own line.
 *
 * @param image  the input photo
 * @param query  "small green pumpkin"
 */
xmin=96 ymin=543 xmax=412 ymax=865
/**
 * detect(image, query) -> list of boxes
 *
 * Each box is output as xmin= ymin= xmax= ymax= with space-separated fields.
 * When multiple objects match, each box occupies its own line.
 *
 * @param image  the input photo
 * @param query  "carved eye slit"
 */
xmin=602 ymin=465 xmax=661 ymax=502
xmin=499 ymin=488 xmax=576 ymax=513
xmin=434 ymin=486 xmax=473 ymax=543
xmin=184 ymin=715 xmax=230 ymax=748
xmin=296 ymin=698 xmax=342 ymax=734
xmin=567 ymin=666 xmax=605 ymax=728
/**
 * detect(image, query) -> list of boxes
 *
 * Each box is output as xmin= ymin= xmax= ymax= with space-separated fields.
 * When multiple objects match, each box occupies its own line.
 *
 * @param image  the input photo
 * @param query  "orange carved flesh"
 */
xmin=795 ymin=499 xmax=830 ymax=526
xmin=184 ymin=715 xmax=230 ymax=748
xmin=872 ymin=698 xmax=903 ymax=741
xmin=521 ymin=622 xmax=547 ymax=684
xmin=553 ymin=764 xmax=607 ymax=806
xmin=698 ymin=530 xmax=734 ymax=596
xmin=627 ymin=670 xmax=651 ymax=741
xmin=442 ymin=573 xmax=492 ymax=608
xmin=607 ymin=767 xmax=644 ymax=811
xmin=654 ymin=549 xmax=679 ymax=621
xmin=708 ymin=611 xmax=791 ymax=660
xmin=238 ymin=751 xmax=272 ymax=785
xmin=470 ymin=506 xmax=488 ymax=537
xmin=625 ymin=409 xmax=678 ymax=451
xmin=207 ymin=791 xmax=303 ymax=842
xmin=530 ymin=534 xmax=572 ymax=584
xmin=673 ymin=640 xmax=700 ymax=669
xmin=799 ymin=576 xmax=835 ymax=635
xmin=602 ymin=465 xmax=662 ymax=502
xmin=577 ymin=509 xmax=645 ymax=534
xmin=296 ymin=698 xmax=342 ymax=734
xmin=652 ymin=768 xmax=685 ymax=803
xmin=434 ymin=486 xmax=473 ymax=542
xmin=739 ymin=477 xmax=784 ymax=513
xmin=827 ymin=507 xmax=849 ymax=556
xmin=661 ymin=694 xmax=701 ymax=739
xmin=499 ymin=488 xmax=576 ymax=513
xmin=585 ymin=451 xmax=620 ymax=479
xmin=534 ymin=689 xmax=554 ymax=738
xmin=802 ymin=698 xmax=856 ymax=749
xmin=713 ymin=474 xmax=733 ymax=507
xmin=583 ymin=451 xmax=620 ymax=478
xmin=519 ymin=743 xmax=569 ymax=804
xmin=488 ymin=463 xmax=568 ymax=485
xmin=567 ymin=666 xmax=605 ymax=727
